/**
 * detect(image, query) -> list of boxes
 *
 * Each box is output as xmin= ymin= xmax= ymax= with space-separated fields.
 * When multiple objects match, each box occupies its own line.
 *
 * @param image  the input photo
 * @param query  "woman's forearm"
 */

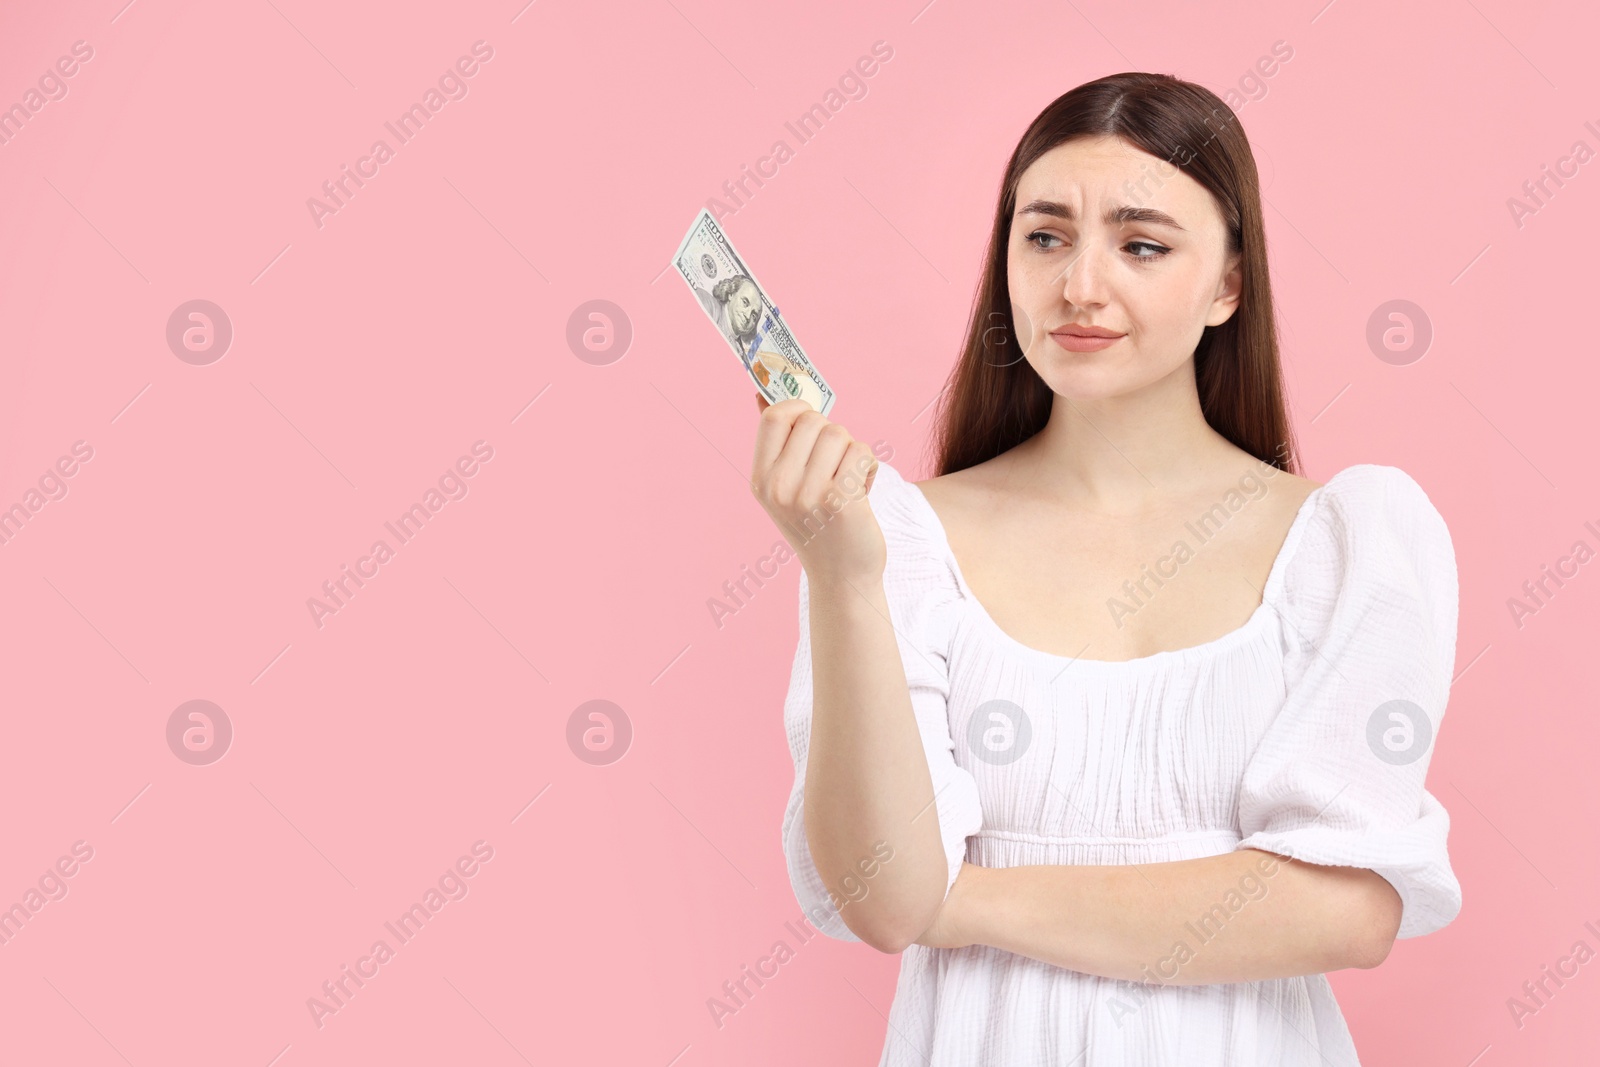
xmin=803 ymin=573 xmax=950 ymax=951
xmin=956 ymin=850 xmax=1401 ymax=984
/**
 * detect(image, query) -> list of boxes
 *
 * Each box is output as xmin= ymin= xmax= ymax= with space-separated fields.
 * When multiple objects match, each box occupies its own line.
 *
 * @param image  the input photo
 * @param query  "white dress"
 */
xmin=780 ymin=460 xmax=1463 ymax=1066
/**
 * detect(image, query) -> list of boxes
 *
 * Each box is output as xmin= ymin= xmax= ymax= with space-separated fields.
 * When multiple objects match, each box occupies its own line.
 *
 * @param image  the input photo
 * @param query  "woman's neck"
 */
xmin=1012 ymin=366 xmax=1242 ymax=515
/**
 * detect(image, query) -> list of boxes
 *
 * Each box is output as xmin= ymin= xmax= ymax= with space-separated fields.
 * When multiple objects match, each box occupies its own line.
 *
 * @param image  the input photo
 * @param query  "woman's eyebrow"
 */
xmin=1016 ymin=199 xmax=1186 ymax=231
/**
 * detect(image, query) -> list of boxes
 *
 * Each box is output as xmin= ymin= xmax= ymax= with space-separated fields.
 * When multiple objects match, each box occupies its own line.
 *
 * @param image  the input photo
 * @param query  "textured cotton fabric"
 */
xmin=780 ymin=460 xmax=1462 ymax=1066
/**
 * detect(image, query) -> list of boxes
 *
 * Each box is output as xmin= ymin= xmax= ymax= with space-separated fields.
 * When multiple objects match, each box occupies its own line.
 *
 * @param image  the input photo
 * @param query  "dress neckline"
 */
xmin=901 ymin=468 xmax=1338 ymax=675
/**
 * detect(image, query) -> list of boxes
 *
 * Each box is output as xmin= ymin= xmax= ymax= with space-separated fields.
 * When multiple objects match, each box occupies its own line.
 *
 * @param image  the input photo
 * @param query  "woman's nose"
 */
xmin=1059 ymin=241 xmax=1110 ymax=307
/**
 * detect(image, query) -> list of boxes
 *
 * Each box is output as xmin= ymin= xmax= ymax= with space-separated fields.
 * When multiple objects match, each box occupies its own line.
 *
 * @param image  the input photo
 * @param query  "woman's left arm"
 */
xmin=917 ymin=853 xmax=1402 ymax=984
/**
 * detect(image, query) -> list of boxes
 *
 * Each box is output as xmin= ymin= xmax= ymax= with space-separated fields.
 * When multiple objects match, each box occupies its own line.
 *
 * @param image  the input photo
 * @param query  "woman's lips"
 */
xmin=1049 ymin=331 xmax=1124 ymax=352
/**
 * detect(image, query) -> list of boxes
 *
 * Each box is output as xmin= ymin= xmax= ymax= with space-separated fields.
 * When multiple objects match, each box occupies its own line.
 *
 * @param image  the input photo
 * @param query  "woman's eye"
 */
xmin=1128 ymin=241 xmax=1170 ymax=259
xmin=1023 ymin=231 xmax=1170 ymax=261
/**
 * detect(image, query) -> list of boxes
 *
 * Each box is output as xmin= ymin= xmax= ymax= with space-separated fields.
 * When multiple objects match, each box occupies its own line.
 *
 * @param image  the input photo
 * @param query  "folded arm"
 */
xmin=920 ymin=850 xmax=1403 ymax=983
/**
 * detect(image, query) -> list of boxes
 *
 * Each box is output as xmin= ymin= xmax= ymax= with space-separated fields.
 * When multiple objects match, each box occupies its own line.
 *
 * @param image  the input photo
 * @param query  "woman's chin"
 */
xmin=1038 ymin=368 xmax=1166 ymax=403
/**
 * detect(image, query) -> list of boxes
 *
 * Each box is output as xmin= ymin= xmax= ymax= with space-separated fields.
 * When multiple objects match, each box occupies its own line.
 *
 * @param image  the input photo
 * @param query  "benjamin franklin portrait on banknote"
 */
xmin=693 ymin=275 xmax=764 ymax=366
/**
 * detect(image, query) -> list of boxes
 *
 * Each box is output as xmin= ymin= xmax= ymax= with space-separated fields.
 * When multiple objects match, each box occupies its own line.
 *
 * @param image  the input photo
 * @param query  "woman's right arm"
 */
xmin=802 ymin=572 xmax=953 ymax=951
xmin=754 ymin=397 xmax=951 ymax=952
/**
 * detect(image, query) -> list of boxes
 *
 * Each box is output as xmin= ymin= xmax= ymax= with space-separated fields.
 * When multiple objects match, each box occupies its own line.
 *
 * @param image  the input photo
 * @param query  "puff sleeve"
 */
xmin=780 ymin=462 xmax=984 ymax=942
xmin=1234 ymin=464 xmax=1463 ymax=940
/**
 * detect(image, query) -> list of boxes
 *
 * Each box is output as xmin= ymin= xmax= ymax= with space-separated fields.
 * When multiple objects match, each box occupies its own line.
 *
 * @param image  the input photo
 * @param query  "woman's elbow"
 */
xmin=851 ymin=917 xmax=912 ymax=954
xmin=1351 ymin=874 xmax=1405 ymax=969
xmin=843 ymin=886 xmax=944 ymax=954
xmin=852 ymin=915 xmax=926 ymax=955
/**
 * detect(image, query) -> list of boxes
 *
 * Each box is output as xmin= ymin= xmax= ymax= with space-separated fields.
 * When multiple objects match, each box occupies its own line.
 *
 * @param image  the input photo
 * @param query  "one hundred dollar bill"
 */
xmin=673 ymin=209 xmax=836 ymax=416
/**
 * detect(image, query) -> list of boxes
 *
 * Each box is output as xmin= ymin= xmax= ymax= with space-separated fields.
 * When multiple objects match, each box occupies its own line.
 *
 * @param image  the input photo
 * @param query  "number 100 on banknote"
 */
xmin=673 ymin=209 xmax=836 ymax=416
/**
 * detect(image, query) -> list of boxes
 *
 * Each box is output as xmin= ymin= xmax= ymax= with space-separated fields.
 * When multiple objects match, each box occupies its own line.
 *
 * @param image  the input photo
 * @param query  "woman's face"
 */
xmin=1005 ymin=135 xmax=1242 ymax=400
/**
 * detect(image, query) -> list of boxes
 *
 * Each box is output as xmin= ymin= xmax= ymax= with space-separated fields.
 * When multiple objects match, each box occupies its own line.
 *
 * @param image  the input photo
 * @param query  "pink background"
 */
xmin=1 ymin=0 xmax=1596 ymax=1063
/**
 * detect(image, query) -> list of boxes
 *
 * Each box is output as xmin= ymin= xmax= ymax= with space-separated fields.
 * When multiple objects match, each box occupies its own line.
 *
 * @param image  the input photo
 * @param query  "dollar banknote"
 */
xmin=673 ymin=209 xmax=836 ymax=416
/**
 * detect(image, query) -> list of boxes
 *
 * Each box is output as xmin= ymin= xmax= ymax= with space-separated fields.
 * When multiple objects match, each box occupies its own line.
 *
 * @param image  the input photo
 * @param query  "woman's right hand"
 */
xmin=751 ymin=396 xmax=886 ymax=587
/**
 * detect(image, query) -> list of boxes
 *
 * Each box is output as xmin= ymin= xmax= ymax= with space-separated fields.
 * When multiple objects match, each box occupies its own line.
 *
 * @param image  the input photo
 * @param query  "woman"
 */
xmin=751 ymin=73 xmax=1462 ymax=1065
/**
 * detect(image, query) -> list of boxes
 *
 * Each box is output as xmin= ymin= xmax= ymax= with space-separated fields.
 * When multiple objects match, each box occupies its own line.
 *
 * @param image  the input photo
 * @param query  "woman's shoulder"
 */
xmin=860 ymin=461 xmax=968 ymax=598
xmin=869 ymin=457 xmax=995 ymax=555
xmin=898 ymin=446 xmax=1022 ymax=526
xmin=866 ymin=460 xmax=943 ymax=546
xmin=1278 ymin=462 xmax=1456 ymax=601
xmin=1296 ymin=462 xmax=1451 ymax=545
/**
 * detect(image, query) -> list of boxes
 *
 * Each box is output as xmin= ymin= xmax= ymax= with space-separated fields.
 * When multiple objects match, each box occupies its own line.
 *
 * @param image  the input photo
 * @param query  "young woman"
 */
xmin=751 ymin=73 xmax=1462 ymax=1065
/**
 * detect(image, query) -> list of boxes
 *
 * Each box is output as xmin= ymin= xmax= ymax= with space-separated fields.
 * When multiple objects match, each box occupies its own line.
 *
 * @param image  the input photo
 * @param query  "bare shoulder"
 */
xmin=1261 ymin=466 xmax=1323 ymax=513
xmin=912 ymin=449 xmax=1023 ymax=514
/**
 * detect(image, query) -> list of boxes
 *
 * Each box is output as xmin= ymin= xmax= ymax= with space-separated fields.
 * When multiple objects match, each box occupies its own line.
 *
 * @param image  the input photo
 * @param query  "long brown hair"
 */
xmin=930 ymin=72 xmax=1300 ymax=478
